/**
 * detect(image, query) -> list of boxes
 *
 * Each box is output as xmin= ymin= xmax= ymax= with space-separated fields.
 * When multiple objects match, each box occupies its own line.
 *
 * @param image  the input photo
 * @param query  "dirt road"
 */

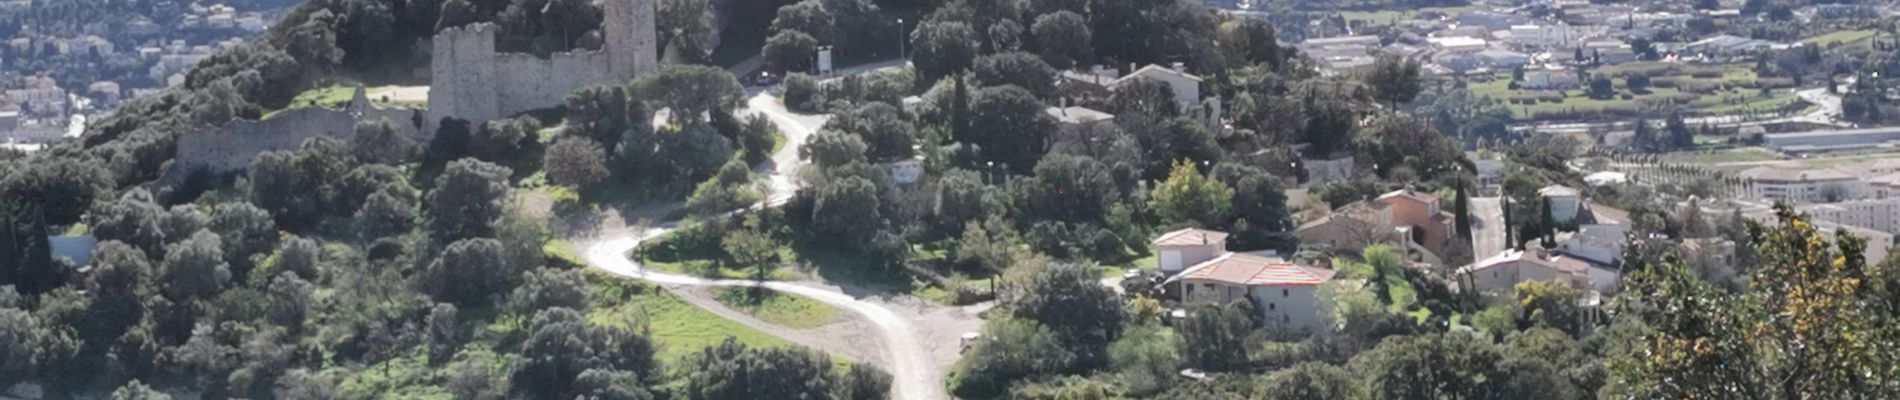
xmin=580 ymin=92 xmax=970 ymax=400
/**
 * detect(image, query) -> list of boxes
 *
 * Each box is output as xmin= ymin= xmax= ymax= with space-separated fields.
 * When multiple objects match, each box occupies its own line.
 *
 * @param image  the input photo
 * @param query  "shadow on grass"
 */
xmin=791 ymin=240 xmax=918 ymax=297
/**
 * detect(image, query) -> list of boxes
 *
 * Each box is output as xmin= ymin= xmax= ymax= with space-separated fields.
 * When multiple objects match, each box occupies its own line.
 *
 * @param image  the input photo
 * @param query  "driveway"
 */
xmin=1470 ymin=197 xmax=1507 ymax=260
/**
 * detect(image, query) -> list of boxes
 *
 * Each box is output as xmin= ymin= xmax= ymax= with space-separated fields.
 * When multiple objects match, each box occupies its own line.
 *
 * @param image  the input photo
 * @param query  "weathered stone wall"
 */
xmin=157 ymin=89 xmax=422 ymax=188
xmin=493 ymin=51 xmax=616 ymax=119
xmin=427 ymin=0 xmax=656 ymax=130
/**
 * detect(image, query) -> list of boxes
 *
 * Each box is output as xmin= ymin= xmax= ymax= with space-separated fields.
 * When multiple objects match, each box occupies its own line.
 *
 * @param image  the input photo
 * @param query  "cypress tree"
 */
xmin=951 ymin=73 xmax=969 ymax=143
xmin=0 ymin=203 xmax=17 ymax=286
xmin=1540 ymin=197 xmax=1557 ymax=248
xmin=1455 ymin=184 xmax=1472 ymax=240
xmin=17 ymin=204 xmax=59 ymax=294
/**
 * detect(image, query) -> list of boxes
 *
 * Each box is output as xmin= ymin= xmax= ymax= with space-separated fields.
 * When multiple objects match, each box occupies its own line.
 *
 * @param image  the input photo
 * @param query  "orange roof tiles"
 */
xmin=1153 ymin=228 xmax=1229 ymax=246
xmin=1177 ymin=253 xmax=1334 ymax=286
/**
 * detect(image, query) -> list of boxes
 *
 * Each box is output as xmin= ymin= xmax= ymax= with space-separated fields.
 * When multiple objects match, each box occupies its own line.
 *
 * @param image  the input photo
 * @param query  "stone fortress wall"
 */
xmin=427 ymin=0 xmax=658 ymax=130
xmin=158 ymin=0 xmax=659 ymax=189
xmin=157 ymin=87 xmax=422 ymax=188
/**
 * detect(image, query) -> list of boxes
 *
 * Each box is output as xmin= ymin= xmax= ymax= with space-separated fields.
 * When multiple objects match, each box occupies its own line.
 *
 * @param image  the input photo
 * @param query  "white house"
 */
xmin=1112 ymin=64 xmax=1203 ymax=111
xmin=1799 ymin=199 xmax=1900 ymax=234
xmin=1460 ymin=247 xmax=1617 ymax=294
xmin=1153 ymin=228 xmax=1227 ymax=274
xmin=1739 ymin=166 xmax=1863 ymax=202
xmin=1166 ymin=252 xmax=1337 ymax=332
xmin=1539 ymin=184 xmax=1583 ymax=224
xmin=1508 ymin=24 xmax=1578 ymax=48
xmin=1428 ymin=36 xmax=1489 ymax=53
xmin=1523 ymin=70 xmax=1581 ymax=89
xmin=1476 ymin=49 xmax=1529 ymax=68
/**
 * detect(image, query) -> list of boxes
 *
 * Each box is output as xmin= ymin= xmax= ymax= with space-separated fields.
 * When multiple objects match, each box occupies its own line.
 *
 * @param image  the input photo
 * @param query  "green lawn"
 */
xmin=1802 ymin=29 xmax=1875 ymax=46
xmin=1472 ymin=62 xmax=1795 ymax=120
xmin=635 ymin=243 xmax=802 ymax=280
xmin=544 ymin=239 xmax=586 ymax=267
xmin=1339 ymin=5 xmax=1481 ymax=25
xmin=1335 ymin=259 xmax=1417 ymax=312
xmin=1693 ymin=91 xmax=1797 ymax=115
xmin=1659 ymin=147 xmax=1782 ymax=164
xmin=712 ymin=287 xmax=841 ymax=329
xmin=266 ymin=84 xmax=428 ymax=119
xmin=585 ymin=270 xmax=794 ymax=362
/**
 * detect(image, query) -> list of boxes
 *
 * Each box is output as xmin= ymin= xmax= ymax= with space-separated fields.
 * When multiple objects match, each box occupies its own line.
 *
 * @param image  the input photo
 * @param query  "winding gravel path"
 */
xmin=579 ymin=92 xmax=951 ymax=400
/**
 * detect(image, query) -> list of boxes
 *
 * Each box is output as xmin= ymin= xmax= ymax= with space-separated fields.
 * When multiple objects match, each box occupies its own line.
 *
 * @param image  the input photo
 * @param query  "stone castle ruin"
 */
xmin=156 ymin=0 xmax=659 ymax=189
xmin=158 ymin=87 xmax=421 ymax=189
xmin=427 ymin=0 xmax=659 ymax=129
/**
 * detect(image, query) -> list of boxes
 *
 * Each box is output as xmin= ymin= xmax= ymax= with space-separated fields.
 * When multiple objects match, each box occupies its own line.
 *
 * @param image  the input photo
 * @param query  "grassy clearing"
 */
xmin=1802 ymin=29 xmax=1874 ymax=46
xmin=268 ymin=84 xmax=425 ymax=119
xmin=1472 ymin=62 xmax=1795 ymax=119
xmin=544 ymin=239 xmax=586 ymax=267
xmin=1790 ymin=149 xmax=1900 ymax=168
xmin=1339 ymin=5 xmax=1480 ymax=25
xmin=585 ymin=270 xmax=794 ymax=362
xmin=634 ymin=237 xmax=802 ymax=280
xmin=712 ymin=287 xmax=840 ymax=329
xmin=1335 ymin=260 xmax=1417 ymax=312
xmin=1659 ymin=147 xmax=1783 ymax=164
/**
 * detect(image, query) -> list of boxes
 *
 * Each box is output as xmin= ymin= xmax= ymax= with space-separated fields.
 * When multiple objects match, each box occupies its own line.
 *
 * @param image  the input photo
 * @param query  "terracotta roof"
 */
xmin=1174 ymin=253 xmax=1335 ymax=286
xmin=1295 ymin=201 xmax=1387 ymax=232
xmin=1153 ymin=228 xmax=1229 ymax=246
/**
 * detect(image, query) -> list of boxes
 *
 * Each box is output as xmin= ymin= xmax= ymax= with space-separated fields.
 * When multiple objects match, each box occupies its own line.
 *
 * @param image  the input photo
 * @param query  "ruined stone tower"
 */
xmin=427 ymin=0 xmax=658 ymax=133
xmin=603 ymin=0 xmax=659 ymax=80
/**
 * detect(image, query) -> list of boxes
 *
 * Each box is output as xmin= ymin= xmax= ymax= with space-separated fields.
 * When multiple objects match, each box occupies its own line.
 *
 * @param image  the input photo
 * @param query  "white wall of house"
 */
xmin=1586 ymin=266 xmax=1619 ymax=293
xmin=1558 ymin=224 xmax=1627 ymax=264
xmin=1547 ymin=195 xmax=1581 ymax=224
xmin=1158 ymin=243 xmax=1222 ymax=274
xmin=1249 ymin=284 xmax=1325 ymax=332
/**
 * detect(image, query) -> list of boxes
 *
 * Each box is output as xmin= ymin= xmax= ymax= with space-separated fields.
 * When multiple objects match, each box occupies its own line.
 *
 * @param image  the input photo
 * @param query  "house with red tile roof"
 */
xmin=1161 ymin=244 xmax=1338 ymax=332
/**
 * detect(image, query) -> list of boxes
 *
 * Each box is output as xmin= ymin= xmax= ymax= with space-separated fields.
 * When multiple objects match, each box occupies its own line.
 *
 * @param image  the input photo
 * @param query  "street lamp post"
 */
xmin=897 ymin=18 xmax=906 ymax=61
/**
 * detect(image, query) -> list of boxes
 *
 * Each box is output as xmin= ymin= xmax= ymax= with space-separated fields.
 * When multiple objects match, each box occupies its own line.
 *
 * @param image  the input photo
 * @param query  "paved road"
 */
xmin=581 ymin=92 xmax=952 ymax=400
xmin=1469 ymin=197 xmax=1506 ymax=260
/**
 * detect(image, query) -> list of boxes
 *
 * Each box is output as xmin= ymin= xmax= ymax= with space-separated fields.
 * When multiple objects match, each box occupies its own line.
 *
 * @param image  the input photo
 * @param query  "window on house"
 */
xmin=1283 ymin=289 xmax=1289 ymax=297
xmin=1269 ymin=303 xmax=1276 ymax=311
